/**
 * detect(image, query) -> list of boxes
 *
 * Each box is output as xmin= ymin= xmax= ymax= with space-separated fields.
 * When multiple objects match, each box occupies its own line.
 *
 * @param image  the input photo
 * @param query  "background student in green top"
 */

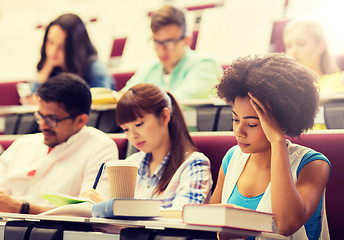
xmin=122 ymin=5 xmax=222 ymax=101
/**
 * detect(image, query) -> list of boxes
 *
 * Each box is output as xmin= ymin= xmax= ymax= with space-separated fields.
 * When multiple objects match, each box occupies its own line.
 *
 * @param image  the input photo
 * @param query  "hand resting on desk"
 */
xmin=81 ymin=189 xmax=105 ymax=203
xmin=0 ymin=191 xmax=52 ymax=214
xmin=0 ymin=191 xmax=22 ymax=213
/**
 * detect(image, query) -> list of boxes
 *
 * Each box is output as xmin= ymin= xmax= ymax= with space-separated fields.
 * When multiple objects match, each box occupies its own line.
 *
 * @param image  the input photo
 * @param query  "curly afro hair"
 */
xmin=216 ymin=53 xmax=319 ymax=137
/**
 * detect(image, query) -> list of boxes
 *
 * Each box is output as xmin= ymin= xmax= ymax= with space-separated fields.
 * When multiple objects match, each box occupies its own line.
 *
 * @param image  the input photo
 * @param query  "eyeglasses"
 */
xmin=34 ymin=111 xmax=77 ymax=128
xmin=152 ymin=35 xmax=185 ymax=50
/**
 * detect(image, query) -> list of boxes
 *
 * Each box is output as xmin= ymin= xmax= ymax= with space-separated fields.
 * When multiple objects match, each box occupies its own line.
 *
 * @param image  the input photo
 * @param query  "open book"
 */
xmin=40 ymin=191 xmax=91 ymax=207
xmin=183 ymin=204 xmax=273 ymax=232
xmin=40 ymin=191 xmax=93 ymax=217
xmin=39 ymin=202 xmax=93 ymax=217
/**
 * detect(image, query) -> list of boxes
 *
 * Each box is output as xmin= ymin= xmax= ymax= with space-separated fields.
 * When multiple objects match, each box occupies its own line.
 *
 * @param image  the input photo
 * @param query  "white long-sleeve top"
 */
xmin=0 ymin=126 xmax=118 ymax=208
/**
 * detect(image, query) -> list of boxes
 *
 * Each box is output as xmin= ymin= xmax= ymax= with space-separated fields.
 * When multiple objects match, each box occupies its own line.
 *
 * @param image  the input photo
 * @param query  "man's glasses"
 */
xmin=34 ymin=111 xmax=77 ymax=128
xmin=152 ymin=35 xmax=185 ymax=50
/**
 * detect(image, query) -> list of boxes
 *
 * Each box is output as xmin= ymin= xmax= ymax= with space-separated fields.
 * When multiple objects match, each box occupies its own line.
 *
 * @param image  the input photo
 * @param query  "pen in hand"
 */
xmin=93 ymin=163 xmax=106 ymax=189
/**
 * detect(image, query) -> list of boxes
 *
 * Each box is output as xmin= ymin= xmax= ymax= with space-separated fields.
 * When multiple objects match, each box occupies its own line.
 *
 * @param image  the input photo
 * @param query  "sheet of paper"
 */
xmin=39 ymin=202 xmax=93 ymax=217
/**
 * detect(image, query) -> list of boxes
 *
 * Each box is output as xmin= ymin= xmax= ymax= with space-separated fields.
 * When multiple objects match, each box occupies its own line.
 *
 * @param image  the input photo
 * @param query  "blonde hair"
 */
xmin=284 ymin=20 xmax=340 ymax=75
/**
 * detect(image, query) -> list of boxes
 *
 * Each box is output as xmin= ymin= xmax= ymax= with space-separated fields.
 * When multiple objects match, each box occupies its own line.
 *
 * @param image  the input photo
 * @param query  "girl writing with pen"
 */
xmin=83 ymin=83 xmax=212 ymax=210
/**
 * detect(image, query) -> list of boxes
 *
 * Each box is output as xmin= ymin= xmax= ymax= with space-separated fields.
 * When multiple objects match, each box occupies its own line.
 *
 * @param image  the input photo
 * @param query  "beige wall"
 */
xmin=1 ymin=0 xmax=344 ymax=82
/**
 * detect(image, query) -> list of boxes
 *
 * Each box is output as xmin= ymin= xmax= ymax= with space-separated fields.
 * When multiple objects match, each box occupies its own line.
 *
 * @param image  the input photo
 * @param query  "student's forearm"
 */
xmin=37 ymin=63 xmax=54 ymax=83
xmin=27 ymin=203 xmax=54 ymax=214
xmin=270 ymin=140 xmax=305 ymax=235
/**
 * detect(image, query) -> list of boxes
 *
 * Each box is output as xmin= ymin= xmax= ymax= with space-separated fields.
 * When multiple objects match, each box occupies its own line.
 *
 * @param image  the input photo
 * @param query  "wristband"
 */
xmin=20 ymin=201 xmax=30 ymax=214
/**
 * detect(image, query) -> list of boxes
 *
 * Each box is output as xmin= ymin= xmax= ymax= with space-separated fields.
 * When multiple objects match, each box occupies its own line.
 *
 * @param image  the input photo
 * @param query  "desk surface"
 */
xmin=0 ymin=99 xmax=221 ymax=116
xmin=0 ymin=98 xmax=225 ymax=116
xmin=1 ymin=93 xmax=343 ymax=115
xmin=319 ymin=93 xmax=344 ymax=105
xmin=0 ymin=104 xmax=117 ymax=116
xmin=0 ymin=212 xmax=289 ymax=240
xmin=0 ymin=105 xmax=37 ymax=115
xmin=180 ymin=94 xmax=344 ymax=107
xmin=178 ymin=98 xmax=226 ymax=107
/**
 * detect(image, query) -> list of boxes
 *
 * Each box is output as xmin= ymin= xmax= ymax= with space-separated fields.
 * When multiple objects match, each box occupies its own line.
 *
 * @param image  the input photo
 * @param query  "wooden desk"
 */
xmin=1 ymin=94 xmax=341 ymax=116
xmin=0 ymin=212 xmax=289 ymax=240
xmin=179 ymin=98 xmax=232 ymax=131
xmin=3 ymin=93 xmax=342 ymax=134
xmin=180 ymin=95 xmax=344 ymax=131
xmin=179 ymin=94 xmax=344 ymax=107
xmin=319 ymin=94 xmax=344 ymax=129
xmin=178 ymin=98 xmax=226 ymax=108
xmin=319 ymin=93 xmax=344 ymax=105
xmin=0 ymin=104 xmax=118 ymax=134
xmin=0 ymin=105 xmax=38 ymax=134
xmin=0 ymin=105 xmax=38 ymax=115
xmin=0 ymin=104 xmax=116 ymax=116
xmin=0 ymin=99 xmax=229 ymax=133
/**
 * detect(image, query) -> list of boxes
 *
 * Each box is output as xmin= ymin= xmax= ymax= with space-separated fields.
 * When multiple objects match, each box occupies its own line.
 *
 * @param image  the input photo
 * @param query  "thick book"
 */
xmin=183 ymin=204 xmax=273 ymax=232
xmin=90 ymin=87 xmax=119 ymax=104
xmin=92 ymin=199 xmax=161 ymax=219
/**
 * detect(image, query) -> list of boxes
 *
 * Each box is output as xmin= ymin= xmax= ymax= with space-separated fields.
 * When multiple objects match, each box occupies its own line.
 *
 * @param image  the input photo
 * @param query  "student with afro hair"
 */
xmin=210 ymin=53 xmax=330 ymax=240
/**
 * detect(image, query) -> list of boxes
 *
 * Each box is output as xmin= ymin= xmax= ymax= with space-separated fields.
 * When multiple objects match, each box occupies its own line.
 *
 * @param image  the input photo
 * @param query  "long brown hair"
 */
xmin=37 ymin=14 xmax=97 ymax=80
xmin=116 ymin=83 xmax=197 ymax=194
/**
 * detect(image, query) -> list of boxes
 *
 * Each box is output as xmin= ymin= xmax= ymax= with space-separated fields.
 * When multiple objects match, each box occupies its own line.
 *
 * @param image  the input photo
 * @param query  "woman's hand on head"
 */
xmin=248 ymin=92 xmax=284 ymax=144
xmin=81 ymin=189 xmax=105 ymax=203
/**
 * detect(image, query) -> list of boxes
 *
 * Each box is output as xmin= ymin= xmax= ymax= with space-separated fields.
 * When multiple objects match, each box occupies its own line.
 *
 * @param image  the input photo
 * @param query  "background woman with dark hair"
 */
xmin=83 ymin=83 xmax=212 ymax=210
xmin=37 ymin=13 xmax=114 ymax=89
xmin=21 ymin=13 xmax=115 ymax=105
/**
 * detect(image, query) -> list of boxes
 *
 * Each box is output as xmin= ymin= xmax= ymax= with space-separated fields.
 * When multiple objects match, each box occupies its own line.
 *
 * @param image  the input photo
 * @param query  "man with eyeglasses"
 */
xmin=122 ymin=5 xmax=221 ymax=100
xmin=0 ymin=73 xmax=118 ymax=214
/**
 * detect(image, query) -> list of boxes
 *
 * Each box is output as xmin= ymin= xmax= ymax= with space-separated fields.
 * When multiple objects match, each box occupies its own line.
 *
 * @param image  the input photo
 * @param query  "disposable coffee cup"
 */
xmin=106 ymin=160 xmax=138 ymax=199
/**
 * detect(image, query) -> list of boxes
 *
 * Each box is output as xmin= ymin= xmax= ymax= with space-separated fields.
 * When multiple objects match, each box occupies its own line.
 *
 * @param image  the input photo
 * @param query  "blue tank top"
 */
xmin=223 ymin=146 xmax=330 ymax=240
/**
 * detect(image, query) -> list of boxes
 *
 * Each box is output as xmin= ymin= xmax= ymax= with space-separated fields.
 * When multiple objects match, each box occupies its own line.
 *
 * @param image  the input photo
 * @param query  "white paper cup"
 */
xmin=106 ymin=160 xmax=138 ymax=199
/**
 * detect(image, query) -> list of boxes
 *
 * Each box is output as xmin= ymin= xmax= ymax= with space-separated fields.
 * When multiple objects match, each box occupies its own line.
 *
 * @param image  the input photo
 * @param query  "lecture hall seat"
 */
xmin=270 ymin=19 xmax=289 ymax=53
xmin=324 ymin=101 xmax=344 ymax=129
xmin=112 ymin=72 xmax=135 ymax=91
xmin=110 ymin=38 xmax=127 ymax=58
xmin=0 ymin=81 xmax=39 ymax=135
xmin=0 ymin=81 xmax=23 ymax=106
